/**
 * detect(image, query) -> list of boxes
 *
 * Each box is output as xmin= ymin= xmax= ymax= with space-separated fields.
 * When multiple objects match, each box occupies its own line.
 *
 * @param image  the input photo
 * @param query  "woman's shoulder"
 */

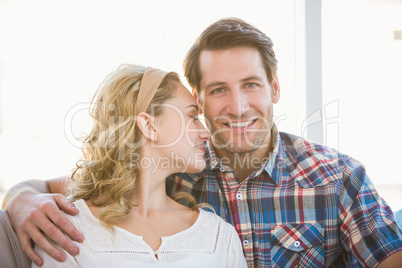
xmin=69 ymin=199 xmax=109 ymax=235
xmin=70 ymin=200 xmax=143 ymax=248
xmin=198 ymin=209 xmax=237 ymax=236
xmin=199 ymin=209 xmax=229 ymax=224
xmin=71 ymin=199 xmax=98 ymax=223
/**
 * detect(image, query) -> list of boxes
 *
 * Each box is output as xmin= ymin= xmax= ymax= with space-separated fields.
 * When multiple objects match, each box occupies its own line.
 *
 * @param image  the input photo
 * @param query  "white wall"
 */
xmin=0 ymin=0 xmax=297 ymax=189
xmin=322 ymin=0 xmax=402 ymax=210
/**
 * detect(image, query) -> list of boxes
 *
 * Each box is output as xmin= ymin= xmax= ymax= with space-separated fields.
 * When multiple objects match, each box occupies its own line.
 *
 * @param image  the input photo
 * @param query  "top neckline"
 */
xmin=74 ymin=199 xmax=204 ymax=250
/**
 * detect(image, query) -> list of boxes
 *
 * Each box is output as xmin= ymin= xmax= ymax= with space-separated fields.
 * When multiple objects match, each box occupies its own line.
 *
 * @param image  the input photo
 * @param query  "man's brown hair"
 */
xmin=183 ymin=17 xmax=278 ymax=94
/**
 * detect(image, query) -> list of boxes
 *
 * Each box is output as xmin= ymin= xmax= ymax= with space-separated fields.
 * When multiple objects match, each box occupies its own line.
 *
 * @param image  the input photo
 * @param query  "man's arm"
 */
xmin=338 ymin=159 xmax=402 ymax=267
xmin=2 ymin=177 xmax=83 ymax=266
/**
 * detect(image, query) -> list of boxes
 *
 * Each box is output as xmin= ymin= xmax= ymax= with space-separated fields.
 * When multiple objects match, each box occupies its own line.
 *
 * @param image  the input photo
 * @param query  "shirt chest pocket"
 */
xmin=270 ymin=223 xmax=325 ymax=268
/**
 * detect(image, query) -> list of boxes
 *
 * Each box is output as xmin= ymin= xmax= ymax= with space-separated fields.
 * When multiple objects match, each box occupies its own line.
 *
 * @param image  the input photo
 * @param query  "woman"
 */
xmin=32 ymin=64 xmax=246 ymax=267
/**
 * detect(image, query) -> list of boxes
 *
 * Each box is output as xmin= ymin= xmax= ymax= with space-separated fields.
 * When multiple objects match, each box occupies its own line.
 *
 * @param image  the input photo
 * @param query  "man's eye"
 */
xmin=211 ymin=88 xmax=225 ymax=94
xmin=245 ymin=83 xmax=258 ymax=88
xmin=191 ymin=116 xmax=199 ymax=121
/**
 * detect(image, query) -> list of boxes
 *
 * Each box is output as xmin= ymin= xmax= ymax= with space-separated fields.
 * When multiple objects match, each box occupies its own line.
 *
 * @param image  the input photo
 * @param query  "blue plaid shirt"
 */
xmin=166 ymin=127 xmax=402 ymax=267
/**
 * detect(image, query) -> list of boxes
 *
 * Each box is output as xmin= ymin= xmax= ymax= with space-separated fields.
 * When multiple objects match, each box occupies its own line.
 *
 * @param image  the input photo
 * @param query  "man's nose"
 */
xmin=226 ymin=89 xmax=250 ymax=117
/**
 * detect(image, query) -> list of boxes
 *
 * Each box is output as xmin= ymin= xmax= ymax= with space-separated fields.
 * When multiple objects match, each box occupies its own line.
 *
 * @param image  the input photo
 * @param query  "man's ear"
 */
xmin=136 ymin=112 xmax=157 ymax=141
xmin=192 ymin=89 xmax=204 ymax=115
xmin=272 ymin=75 xmax=281 ymax=104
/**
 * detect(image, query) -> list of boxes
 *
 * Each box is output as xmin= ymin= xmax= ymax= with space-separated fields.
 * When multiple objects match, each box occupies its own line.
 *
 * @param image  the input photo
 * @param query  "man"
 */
xmin=3 ymin=18 xmax=402 ymax=267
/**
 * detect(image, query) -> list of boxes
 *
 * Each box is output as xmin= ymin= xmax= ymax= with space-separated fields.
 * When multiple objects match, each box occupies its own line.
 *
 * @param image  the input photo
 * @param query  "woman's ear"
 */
xmin=136 ymin=112 xmax=158 ymax=141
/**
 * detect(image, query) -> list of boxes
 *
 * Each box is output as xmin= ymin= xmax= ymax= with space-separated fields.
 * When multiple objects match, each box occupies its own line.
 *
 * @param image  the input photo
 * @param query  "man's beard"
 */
xmin=209 ymin=112 xmax=274 ymax=154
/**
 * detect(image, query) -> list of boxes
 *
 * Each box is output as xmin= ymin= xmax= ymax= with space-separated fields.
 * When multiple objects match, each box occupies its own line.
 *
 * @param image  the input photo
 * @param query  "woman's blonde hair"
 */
xmin=69 ymin=64 xmax=203 ymax=228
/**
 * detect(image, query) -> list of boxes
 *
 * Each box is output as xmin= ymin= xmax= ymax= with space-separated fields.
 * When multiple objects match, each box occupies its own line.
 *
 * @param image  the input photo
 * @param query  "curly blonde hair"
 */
xmin=69 ymin=64 xmax=193 ymax=227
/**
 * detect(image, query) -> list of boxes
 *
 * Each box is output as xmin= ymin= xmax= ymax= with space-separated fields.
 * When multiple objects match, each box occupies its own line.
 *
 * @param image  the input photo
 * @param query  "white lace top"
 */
xmin=33 ymin=199 xmax=247 ymax=267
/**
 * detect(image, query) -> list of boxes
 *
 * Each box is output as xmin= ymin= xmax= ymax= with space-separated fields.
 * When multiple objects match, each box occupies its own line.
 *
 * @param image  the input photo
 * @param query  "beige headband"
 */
xmin=136 ymin=67 xmax=168 ymax=114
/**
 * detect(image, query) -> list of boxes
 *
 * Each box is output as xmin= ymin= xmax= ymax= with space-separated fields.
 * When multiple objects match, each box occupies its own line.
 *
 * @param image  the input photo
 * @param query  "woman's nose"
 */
xmin=199 ymin=125 xmax=211 ymax=141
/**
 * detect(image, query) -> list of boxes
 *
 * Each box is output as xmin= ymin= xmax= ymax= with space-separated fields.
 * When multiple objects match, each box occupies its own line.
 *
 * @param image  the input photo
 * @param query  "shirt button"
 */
xmin=219 ymin=166 xmax=225 ymax=172
xmin=243 ymin=239 xmax=249 ymax=247
xmin=236 ymin=193 xmax=242 ymax=200
xmin=294 ymin=241 xmax=301 ymax=247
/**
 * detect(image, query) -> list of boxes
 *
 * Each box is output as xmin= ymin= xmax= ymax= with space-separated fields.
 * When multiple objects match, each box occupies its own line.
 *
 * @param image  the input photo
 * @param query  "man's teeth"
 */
xmin=228 ymin=120 xmax=253 ymax=128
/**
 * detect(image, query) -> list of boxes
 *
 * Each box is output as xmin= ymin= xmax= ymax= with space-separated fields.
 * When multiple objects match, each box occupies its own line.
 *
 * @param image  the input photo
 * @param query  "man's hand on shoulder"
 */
xmin=2 ymin=178 xmax=83 ymax=266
